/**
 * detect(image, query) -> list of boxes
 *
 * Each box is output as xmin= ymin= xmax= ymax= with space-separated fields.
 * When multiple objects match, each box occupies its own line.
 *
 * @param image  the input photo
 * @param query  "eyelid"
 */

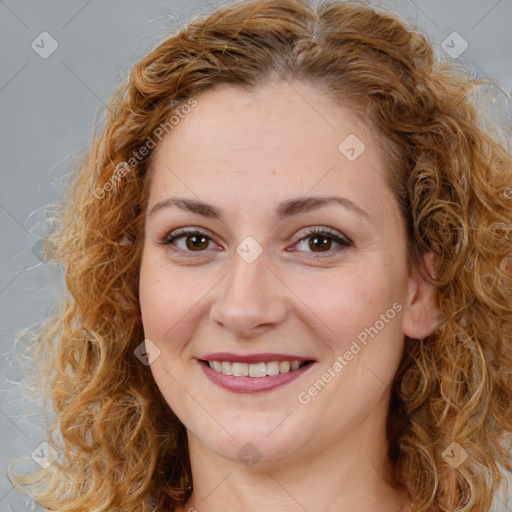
xmin=160 ymin=226 xmax=216 ymax=243
xmin=291 ymin=226 xmax=352 ymax=244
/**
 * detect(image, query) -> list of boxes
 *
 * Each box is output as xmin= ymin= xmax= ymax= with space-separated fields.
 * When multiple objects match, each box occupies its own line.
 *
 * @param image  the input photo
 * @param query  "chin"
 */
xmin=189 ymin=415 xmax=313 ymax=468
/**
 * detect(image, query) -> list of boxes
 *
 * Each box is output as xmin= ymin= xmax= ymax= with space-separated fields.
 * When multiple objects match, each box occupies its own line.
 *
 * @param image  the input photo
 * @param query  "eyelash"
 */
xmin=158 ymin=227 xmax=352 ymax=258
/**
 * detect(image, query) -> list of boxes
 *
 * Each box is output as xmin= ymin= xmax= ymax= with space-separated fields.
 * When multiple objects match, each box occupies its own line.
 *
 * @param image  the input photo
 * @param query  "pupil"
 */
xmin=187 ymin=235 xmax=208 ymax=251
xmin=310 ymin=236 xmax=330 ymax=252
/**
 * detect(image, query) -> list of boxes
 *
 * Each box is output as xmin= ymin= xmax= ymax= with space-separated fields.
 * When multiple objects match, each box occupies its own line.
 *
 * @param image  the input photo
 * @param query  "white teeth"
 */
xmin=249 ymin=362 xmax=266 ymax=378
xmin=221 ymin=361 xmax=232 ymax=375
xmin=232 ymin=362 xmax=249 ymax=377
xmin=207 ymin=360 xmax=306 ymax=377
xmin=266 ymin=361 xmax=280 ymax=376
xmin=279 ymin=361 xmax=291 ymax=373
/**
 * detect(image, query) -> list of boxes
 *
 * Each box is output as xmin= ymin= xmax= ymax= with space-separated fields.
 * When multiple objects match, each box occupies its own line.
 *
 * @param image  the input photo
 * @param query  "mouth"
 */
xmin=199 ymin=359 xmax=314 ymax=377
xmin=196 ymin=354 xmax=316 ymax=393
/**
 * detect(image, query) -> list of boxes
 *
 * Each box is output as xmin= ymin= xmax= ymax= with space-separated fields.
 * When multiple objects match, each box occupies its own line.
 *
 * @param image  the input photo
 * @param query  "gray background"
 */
xmin=1 ymin=0 xmax=511 ymax=510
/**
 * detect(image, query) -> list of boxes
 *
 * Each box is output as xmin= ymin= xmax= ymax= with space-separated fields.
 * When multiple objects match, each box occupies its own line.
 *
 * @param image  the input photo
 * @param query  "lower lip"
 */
xmin=197 ymin=359 xmax=315 ymax=393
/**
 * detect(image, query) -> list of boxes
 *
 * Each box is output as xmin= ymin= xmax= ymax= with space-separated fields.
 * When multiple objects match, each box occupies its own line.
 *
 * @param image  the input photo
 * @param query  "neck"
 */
xmin=180 ymin=413 xmax=410 ymax=512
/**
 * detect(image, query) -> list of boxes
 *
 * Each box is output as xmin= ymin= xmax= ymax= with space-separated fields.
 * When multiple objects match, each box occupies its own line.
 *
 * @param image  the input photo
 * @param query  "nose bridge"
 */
xmin=210 ymin=241 xmax=286 ymax=334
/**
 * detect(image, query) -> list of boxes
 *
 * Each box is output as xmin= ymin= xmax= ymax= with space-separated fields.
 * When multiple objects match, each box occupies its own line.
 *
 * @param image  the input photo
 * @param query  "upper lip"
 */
xmin=199 ymin=352 xmax=315 ymax=364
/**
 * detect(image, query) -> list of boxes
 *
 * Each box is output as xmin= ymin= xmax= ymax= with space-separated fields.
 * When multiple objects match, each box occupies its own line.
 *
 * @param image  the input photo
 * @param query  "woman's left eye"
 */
xmin=159 ymin=227 xmax=352 ymax=257
xmin=291 ymin=227 xmax=352 ymax=256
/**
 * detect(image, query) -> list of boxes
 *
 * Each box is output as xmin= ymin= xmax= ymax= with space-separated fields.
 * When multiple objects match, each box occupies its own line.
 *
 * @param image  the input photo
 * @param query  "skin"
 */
xmin=139 ymin=79 xmax=440 ymax=512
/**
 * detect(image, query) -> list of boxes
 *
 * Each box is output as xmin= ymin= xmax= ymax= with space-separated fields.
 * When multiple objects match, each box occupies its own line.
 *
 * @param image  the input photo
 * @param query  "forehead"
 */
xmin=147 ymin=80 xmax=391 ymax=216
xmin=153 ymin=81 xmax=366 ymax=160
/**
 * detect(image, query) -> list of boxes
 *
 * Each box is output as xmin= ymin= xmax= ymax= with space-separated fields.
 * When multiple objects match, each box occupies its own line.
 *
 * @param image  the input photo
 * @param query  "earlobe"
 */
xmin=402 ymin=252 xmax=442 ymax=340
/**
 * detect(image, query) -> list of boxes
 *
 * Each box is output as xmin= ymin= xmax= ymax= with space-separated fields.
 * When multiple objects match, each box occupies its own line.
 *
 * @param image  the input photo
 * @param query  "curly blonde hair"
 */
xmin=8 ymin=0 xmax=512 ymax=510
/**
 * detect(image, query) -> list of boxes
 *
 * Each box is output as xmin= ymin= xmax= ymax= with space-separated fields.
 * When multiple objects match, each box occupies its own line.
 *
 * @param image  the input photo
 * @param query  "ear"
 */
xmin=402 ymin=252 xmax=442 ymax=340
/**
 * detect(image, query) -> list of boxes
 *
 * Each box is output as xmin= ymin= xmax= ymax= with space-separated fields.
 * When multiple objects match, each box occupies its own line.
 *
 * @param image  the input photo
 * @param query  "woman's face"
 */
xmin=139 ymin=80 xmax=437 ymax=468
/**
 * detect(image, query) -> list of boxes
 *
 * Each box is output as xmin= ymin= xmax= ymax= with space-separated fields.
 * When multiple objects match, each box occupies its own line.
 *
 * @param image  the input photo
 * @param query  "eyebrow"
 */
xmin=148 ymin=195 xmax=369 ymax=221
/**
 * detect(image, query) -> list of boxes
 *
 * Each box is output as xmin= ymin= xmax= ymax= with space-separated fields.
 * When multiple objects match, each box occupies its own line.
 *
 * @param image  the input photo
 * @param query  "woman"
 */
xmin=9 ymin=0 xmax=512 ymax=511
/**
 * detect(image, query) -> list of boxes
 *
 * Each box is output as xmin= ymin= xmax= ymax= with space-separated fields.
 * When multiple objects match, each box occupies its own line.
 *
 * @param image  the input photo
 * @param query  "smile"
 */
xmin=197 ymin=358 xmax=315 ymax=393
xmin=206 ymin=360 xmax=307 ymax=377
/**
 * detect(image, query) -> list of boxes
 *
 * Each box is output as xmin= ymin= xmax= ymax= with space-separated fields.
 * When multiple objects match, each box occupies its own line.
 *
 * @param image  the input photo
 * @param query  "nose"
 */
xmin=209 ymin=246 xmax=288 ymax=338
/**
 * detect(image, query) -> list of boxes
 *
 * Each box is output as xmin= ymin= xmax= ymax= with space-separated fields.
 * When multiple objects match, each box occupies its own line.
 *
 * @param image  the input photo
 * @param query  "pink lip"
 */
xmin=199 ymin=352 xmax=314 ymax=364
xmin=196 ymin=358 xmax=315 ymax=394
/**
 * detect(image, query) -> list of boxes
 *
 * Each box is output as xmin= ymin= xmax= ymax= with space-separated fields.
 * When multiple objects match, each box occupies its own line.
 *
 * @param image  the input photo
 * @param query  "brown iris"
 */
xmin=309 ymin=234 xmax=331 ymax=252
xmin=186 ymin=234 xmax=209 ymax=251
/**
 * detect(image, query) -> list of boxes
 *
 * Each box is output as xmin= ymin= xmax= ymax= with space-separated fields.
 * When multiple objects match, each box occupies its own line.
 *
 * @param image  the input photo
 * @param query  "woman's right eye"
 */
xmin=160 ymin=229 xmax=217 ymax=256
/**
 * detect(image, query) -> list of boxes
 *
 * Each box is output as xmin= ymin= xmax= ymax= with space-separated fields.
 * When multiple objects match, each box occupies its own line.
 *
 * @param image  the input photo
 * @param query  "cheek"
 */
xmin=138 ymin=252 xmax=200 ymax=416
xmin=297 ymin=263 xmax=402 ymax=341
xmin=139 ymin=250 xmax=216 ymax=352
xmin=139 ymin=251 xmax=185 ymax=340
xmin=298 ymin=268 xmax=406 ymax=416
xmin=295 ymin=264 xmax=408 ymax=395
